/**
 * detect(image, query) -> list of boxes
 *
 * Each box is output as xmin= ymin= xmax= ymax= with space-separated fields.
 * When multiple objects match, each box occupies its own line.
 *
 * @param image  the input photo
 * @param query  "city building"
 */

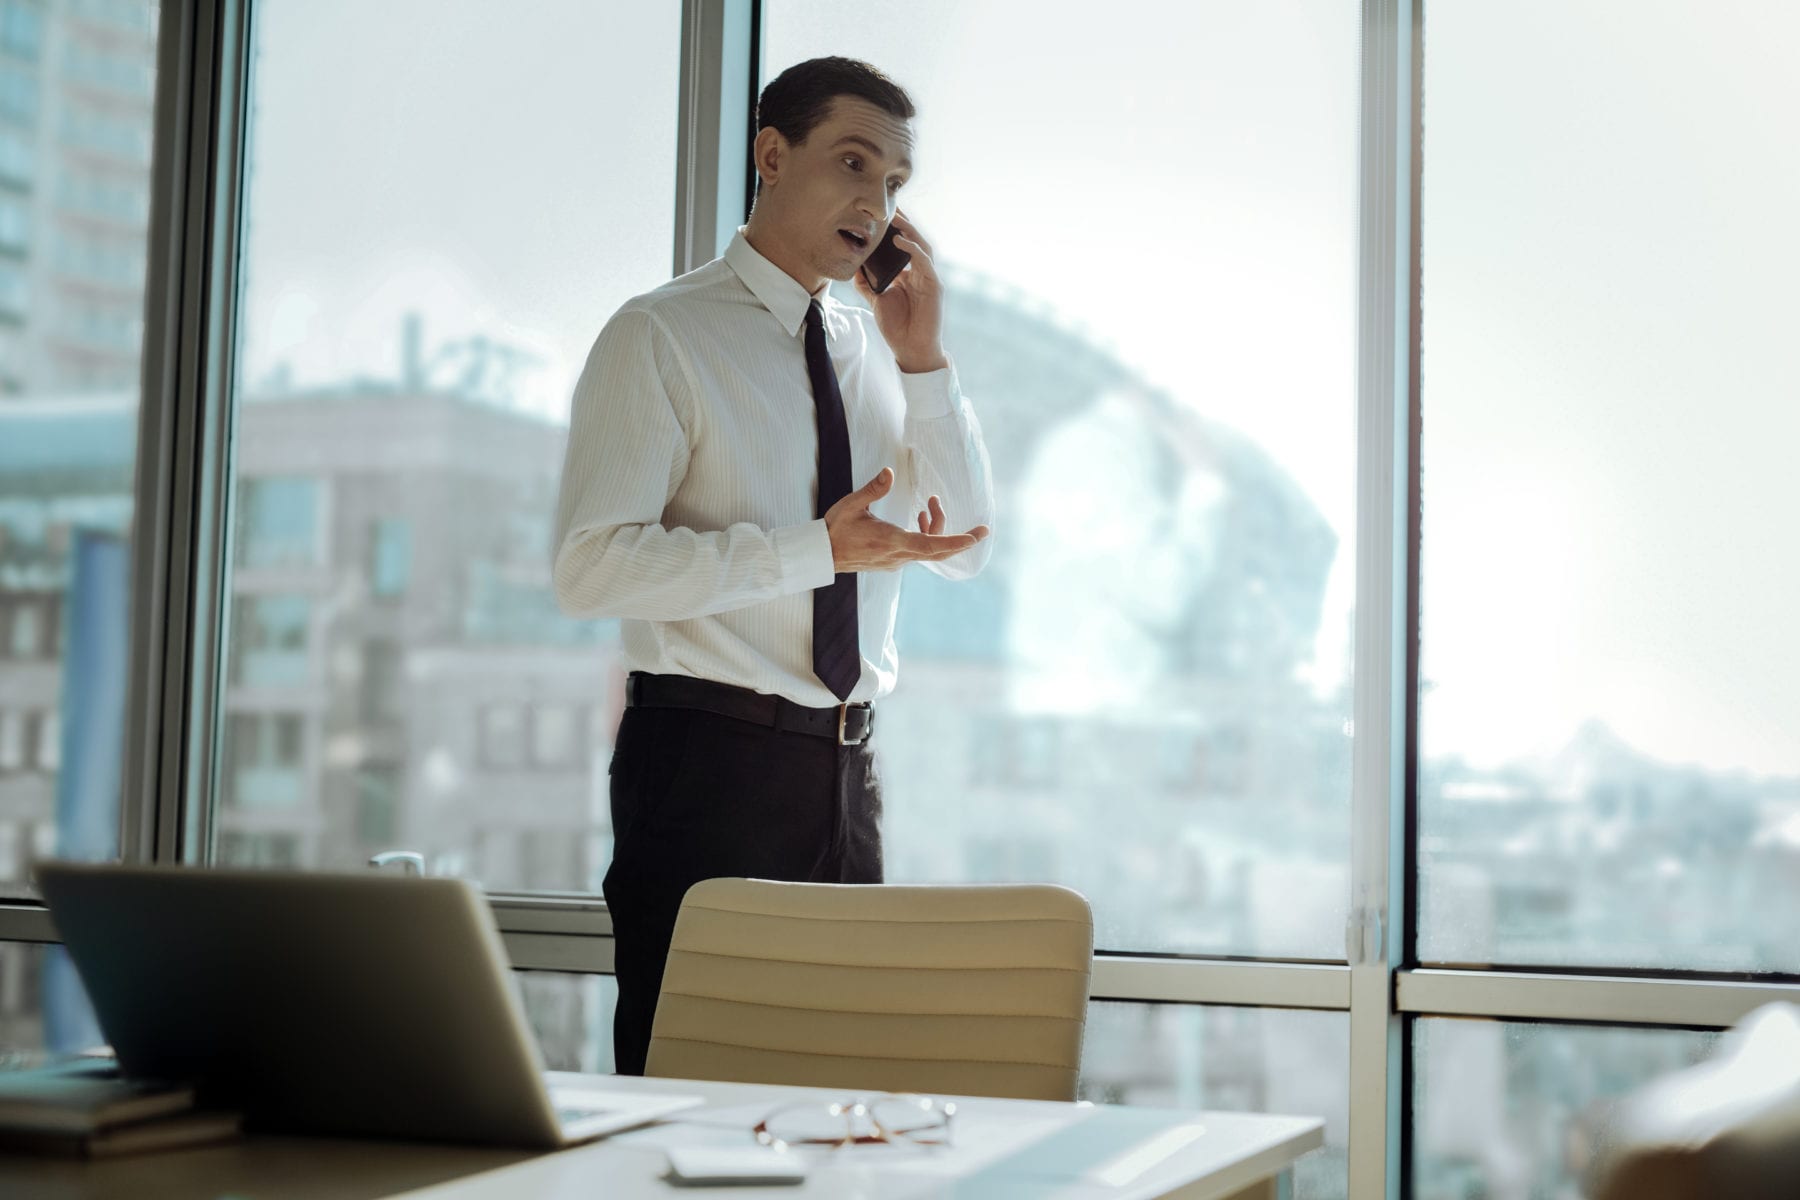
xmin=0 ymin=0 xmax=155 ymax=398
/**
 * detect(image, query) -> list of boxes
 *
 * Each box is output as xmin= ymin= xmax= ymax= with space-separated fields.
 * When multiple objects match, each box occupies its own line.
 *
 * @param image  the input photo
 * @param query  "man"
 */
xmin=551 ymin=56 xmax=994 ymax=1075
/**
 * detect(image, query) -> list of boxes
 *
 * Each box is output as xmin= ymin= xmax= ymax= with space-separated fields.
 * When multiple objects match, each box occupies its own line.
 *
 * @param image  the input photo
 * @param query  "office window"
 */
xmin=1412 ymin=1019 xmax=1719 ymax=1199
xmin=1082 ymin=1002 xmax=1345 ymax=1197
xmin=1403 ymin=4 xmax=1798 ymax=1192
xmin=516 ymin=971 xmax=616 ymax=1075
xmin=0 ymin=109 xmax=145 ymax=896
xmin=766 ymin=0 xmax=1357 ymax=959
xmin=0 ymin=943 xmax=49 ymax=1053
xmin=1417 ymin=1 xmax=1800 ymax=974
xmin=208 ymin=0 xmax=678 ymax=883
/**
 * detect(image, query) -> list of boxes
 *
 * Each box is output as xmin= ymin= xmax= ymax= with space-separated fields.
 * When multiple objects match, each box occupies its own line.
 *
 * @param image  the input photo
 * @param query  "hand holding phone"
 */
xmin=859 ymin=218 xmax=912 ymax=295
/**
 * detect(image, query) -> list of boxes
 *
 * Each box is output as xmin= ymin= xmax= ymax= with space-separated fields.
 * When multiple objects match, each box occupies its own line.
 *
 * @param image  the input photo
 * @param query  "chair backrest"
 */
xmin=644 ymin=877 xmax=1094 ymax=1101
xmin=1590 ymin=1002 xmax=1800 ymax=1200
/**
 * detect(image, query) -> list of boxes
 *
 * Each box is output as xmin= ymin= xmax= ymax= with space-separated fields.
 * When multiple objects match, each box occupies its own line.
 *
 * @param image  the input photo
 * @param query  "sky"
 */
xmin=233 ymin=0 xmax=1798 ymax=779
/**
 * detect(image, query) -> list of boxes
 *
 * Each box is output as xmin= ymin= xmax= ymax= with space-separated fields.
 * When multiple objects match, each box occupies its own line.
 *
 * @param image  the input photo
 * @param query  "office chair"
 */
xmin=644 ymin=877 xmax=1094 ymax=1101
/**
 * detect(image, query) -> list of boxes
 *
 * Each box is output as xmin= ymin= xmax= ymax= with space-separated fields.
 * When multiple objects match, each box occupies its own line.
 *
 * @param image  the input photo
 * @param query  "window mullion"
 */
xmin=121 ymin=0 xmax=207 ymax=865
xmin=1348 ymin=1 xmax=1418 ymax=1199
xmin=126 ymin=0 xmax=250 ymax=870
xmin=0 ymin=906 xmax=56 ymax=943
xmin=674 ymin=0 xmax=756 ymax=277
xmin=1398 ymin=969 xmax=1800 ymax=1028
xmin=1091 ymin=957 xmax=1349 ymax=1011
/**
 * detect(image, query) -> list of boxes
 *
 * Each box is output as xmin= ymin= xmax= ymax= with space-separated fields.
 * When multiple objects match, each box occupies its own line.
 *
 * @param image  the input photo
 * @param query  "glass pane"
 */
xmin=0 ymin=942 xmax=48 ymax=1058
xmin=764 ymin=0 xmax=1358 ymax=957
xmin=1412 ymin=1018 xmax=1720 ymax=1200
xmin=0 ymin=939 xmax=104 ymax=1062
xmin=0 ymin=0 xmax=160 ymax=902
xmin=1418 ymin=2 xmax=1800 ymax=970
xmin=212 ymin=0 xmax=678 ymax=885
xmin=515 ymin=970 xmax=615 ymax=1075
xmin=1082 ymin=1001 xmax=1346 ymax=1200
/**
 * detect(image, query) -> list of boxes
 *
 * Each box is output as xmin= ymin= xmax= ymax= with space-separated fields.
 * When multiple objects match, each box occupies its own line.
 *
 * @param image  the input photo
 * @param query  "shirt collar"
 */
xmin=725 ymin=226 xmax=839 ymax=340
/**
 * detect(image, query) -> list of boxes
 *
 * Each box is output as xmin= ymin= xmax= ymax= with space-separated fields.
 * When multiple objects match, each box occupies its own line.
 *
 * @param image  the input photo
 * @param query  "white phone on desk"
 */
xmin=665 ymin=1145 xmax=809 ymax=1187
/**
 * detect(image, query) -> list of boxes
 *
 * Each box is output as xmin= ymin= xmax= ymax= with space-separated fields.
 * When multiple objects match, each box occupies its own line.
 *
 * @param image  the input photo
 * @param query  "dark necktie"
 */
xmin=803 ymin=300 xmax=860 ymax=701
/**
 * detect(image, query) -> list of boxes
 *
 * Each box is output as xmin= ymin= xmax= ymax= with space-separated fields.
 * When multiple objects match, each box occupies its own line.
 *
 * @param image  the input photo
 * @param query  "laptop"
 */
xmin=34 ymin=861 xmax=701 ymax=1148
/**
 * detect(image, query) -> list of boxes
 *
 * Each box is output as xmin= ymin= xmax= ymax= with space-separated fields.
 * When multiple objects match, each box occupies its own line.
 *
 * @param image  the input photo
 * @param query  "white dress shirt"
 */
xmin=552 ymin=227 xmax=994 ymax=708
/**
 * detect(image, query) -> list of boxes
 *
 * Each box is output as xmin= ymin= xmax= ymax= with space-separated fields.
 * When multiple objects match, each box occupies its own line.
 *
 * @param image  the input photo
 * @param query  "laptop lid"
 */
xmin=35 ymin=862 xmax=572 ymax=1148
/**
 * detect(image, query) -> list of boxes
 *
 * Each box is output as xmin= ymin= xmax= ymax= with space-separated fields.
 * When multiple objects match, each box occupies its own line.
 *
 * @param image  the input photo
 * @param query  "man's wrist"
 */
xmin=896 ymin=352 xmax=950 ymax=374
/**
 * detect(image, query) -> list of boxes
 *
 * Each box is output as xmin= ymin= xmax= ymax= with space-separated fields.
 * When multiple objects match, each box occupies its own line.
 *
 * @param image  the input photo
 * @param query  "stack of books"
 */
xmin=0 ymin=1058 xmax=240 ymax=1159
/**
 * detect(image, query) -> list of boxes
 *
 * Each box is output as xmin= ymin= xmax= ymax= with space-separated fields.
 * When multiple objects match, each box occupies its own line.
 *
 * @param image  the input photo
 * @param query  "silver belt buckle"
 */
xmin=835 ymin=702 xmax=872 ymax=746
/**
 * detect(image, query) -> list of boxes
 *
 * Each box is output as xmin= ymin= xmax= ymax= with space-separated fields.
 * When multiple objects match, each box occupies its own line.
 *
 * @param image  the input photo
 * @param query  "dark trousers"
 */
xmin=602 ymin=703 xmax=883 ymax=1076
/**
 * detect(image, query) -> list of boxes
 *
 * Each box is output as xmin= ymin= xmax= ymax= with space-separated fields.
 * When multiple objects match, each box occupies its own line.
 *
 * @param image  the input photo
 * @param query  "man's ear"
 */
xmin=752 ymin=126 xmax=785 ymax=190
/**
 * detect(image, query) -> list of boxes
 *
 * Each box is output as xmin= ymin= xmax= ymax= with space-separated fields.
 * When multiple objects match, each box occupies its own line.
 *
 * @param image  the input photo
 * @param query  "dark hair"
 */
xmin=753 ymin=57 xmax=915 ymax=193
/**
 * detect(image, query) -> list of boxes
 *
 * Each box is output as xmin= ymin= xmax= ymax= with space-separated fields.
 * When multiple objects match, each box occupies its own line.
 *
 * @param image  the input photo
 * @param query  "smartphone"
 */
xmin=665 ymin=1146 xmax=808 ymax=1187
xmin=860 ymin=219 xmax=911 ymax=295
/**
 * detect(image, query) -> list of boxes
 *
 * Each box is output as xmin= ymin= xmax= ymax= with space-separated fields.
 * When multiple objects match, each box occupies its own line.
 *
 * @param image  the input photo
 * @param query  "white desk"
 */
xmin=0 ymin=1072 xmax=1325 ymax=1200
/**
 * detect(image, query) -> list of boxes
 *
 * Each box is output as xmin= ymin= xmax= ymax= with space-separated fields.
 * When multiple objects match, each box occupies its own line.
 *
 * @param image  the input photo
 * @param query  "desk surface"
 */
xmin=0 ymin=1071 xmax=1324 ymax=1200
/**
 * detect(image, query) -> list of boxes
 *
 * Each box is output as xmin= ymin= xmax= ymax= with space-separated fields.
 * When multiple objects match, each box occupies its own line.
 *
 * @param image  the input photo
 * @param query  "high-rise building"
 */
xmin=0 ymin=0 xmax=156 ymax=399
xmin=0 ymin=0 xmax=157 ymax=1050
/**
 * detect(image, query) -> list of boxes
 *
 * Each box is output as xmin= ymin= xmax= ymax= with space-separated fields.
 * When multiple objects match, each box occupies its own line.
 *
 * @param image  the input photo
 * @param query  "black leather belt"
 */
xmin=624 ymin=672 xmax=874 ymax=746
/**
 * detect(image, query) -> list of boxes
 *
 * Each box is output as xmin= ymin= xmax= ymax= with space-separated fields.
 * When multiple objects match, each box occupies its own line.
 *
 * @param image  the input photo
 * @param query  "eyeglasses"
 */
xmin=753 ymin=1093 xmax=956 ymax=1151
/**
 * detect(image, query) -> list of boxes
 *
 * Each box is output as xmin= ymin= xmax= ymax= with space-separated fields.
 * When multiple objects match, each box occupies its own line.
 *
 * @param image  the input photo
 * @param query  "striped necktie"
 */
xmin=803 ymin=300 xmax=860 ymax=701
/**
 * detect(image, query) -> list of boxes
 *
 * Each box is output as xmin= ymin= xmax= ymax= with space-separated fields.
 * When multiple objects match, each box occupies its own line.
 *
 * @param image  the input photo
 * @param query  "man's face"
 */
xmin=757 ymin=96 xmax=915 ymax=286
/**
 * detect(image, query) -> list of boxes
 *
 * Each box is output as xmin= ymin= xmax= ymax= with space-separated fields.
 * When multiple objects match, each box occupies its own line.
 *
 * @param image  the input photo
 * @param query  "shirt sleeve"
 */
xmin=551 ymin=306 xmax=837 ymax=620
xmin=899 ymin=357 xmax=996 ymax=580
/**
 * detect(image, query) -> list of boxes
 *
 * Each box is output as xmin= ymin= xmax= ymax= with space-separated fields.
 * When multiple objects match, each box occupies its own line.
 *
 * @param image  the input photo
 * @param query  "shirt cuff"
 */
xmin=898 ymin=356 xmax=959 ymax=420
xmin=774 ymin=518 xmax=838 ymax=593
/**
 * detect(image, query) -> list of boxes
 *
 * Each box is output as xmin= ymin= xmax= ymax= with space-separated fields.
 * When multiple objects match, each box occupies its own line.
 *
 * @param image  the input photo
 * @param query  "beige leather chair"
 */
xmin=643 ymin=877 xmax=1094 ymax=1101
xmin=1590 ymin=1002 xmax=1800 ymax=1200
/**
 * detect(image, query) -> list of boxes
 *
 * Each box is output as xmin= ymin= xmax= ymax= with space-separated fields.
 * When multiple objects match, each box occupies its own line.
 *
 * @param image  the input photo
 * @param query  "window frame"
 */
xmin=0 ymin=4 xmax=1795 ymax=1200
